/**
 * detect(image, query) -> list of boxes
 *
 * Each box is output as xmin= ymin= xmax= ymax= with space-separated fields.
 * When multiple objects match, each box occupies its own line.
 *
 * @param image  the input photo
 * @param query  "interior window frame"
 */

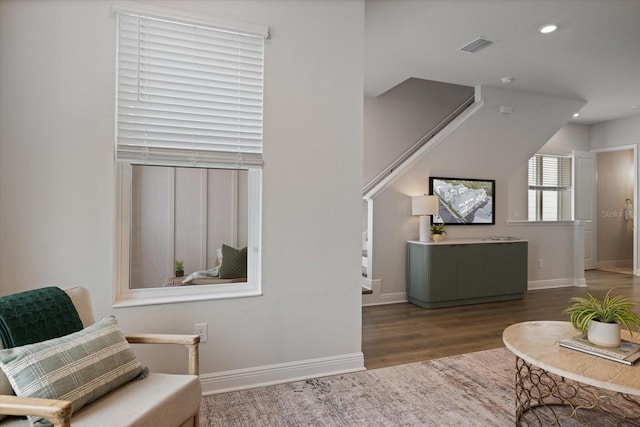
xmin=114 ymin=162 xmax=262 ymax=307
xmin=527 ymin=153 xmax=573 ymax=222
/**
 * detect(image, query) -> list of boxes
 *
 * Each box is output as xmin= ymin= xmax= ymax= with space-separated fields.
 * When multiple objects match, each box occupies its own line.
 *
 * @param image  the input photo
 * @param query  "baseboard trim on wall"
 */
xmin=362 ymin=291 xmax=407 ymax=306
xmin=364 ymin=280 xmax=586 ymax=305
xmin=573 ymin=277 xmax=587 ymax=287
xmin=597 ymin=259 xmax=633 ymax=268
xmin=528 ymin=278 xmax=582 ymax=290
xmin=200 ymin=352 xmax=365 ymax=395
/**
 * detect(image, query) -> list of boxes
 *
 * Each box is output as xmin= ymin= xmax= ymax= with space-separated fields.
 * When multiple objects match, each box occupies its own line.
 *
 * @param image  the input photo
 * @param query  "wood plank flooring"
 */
xmin=362 ymin=270 xmax=640 ymax=369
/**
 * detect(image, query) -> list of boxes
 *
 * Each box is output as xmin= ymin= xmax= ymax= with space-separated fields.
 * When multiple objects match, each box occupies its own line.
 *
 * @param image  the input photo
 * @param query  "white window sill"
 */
xmin=507 ymin=220 xmax=591 ymax=226
xmin=113 ymin=283 xmax=261 ymax=308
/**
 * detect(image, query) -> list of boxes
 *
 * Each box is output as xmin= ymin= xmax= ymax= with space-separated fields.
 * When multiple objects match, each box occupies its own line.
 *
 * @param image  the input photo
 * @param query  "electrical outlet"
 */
xmin=538 ymin=258 xmax=544 ymax=268
xmin=194 ymin=323 xmax=208 ymax=343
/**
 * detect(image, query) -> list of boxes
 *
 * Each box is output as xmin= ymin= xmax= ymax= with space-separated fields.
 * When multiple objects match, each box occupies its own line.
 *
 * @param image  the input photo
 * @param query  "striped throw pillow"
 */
xmin=0 ymin=315 xmax=143 ymax=425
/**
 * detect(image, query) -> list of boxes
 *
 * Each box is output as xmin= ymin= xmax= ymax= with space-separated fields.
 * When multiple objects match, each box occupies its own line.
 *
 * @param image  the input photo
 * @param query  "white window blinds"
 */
xmin=528 ymin=154 xmax=572 ymax=190
xmin=115 ymin=6 xmax=267 ymax=168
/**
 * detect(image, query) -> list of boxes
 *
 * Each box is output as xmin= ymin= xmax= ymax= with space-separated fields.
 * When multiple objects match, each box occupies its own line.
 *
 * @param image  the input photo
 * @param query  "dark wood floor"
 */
xmin=362 ymin=269 xmax=640 ymax=369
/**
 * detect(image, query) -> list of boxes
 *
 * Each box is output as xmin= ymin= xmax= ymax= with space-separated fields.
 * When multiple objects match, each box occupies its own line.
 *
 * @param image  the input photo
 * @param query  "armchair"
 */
xmin=0 ymin=287 xmax=201 ymax=427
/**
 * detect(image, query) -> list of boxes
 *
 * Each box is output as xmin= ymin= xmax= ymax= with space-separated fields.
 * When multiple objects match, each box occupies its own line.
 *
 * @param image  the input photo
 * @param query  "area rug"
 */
xmin=199 ymin=347 xmax=516 ymax=426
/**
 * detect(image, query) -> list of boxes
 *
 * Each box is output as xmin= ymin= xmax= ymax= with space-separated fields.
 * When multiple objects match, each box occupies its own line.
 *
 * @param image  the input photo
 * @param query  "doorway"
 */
xmin=595 ymin=148 xmax=636 ymax=275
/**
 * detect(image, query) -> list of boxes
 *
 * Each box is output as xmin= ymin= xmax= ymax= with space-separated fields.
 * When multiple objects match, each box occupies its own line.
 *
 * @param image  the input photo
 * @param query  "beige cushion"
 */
xmin=0 ymin=373 xmax=10 ymax=398
xmin=0 ymin=373 xmax=201 ymax=426
xmin=71 ymin=373 xmax=201 ymax=426
xmin=63 ymin=286 xmax=95 ymax=327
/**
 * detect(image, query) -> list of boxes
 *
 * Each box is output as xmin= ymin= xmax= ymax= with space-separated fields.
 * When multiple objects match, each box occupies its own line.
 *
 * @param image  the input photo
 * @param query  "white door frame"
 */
xmin=573 ymin=150 xmax=597 ymax=272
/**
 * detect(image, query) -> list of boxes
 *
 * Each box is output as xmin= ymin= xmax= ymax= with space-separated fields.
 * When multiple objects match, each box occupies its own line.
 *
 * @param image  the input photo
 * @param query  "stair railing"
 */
xmin=362 ymin=94 xmax=476 ymax=197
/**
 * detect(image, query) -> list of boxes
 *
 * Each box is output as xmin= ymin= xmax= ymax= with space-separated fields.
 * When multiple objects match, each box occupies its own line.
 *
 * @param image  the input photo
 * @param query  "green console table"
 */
xmin=406 ymin=238 xmax=528 ymax=309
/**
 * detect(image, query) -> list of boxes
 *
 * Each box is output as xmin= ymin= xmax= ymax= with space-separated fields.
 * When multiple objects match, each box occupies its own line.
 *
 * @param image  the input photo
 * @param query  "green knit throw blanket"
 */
xmin=0 ymin=286 xmax=83 ymax=348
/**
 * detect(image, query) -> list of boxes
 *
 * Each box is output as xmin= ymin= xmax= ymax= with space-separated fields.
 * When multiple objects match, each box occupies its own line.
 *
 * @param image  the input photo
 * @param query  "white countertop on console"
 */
xmin=408 ymin=237 xmax=527 ymax=245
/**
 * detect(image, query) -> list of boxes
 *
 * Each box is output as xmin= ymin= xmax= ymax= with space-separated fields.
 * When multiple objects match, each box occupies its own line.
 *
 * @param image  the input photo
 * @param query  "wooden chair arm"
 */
xmin=125 ymin=333 xmax=199 ymax=346
xmin=0 ymin=395 xmax=71 ymax=427
xmin=125 ymin=333 xmax=200 ymax=375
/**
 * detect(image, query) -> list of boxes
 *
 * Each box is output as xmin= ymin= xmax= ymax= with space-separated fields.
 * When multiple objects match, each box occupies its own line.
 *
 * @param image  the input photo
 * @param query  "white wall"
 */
xmin=369 ymin=86 xmax=586 ymax=301
xmin=541 ymin=123 xmax=592 ymax=154
xmin=591 ymin=115 xmax=640 ymax=150
xmin=0 ymin=0 xmax=364 ymax=393
xmin=503 ymin=123 xmax=591 ymax=286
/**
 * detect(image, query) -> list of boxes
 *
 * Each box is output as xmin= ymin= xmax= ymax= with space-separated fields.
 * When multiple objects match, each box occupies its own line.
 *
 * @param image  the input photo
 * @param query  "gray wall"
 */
xmin=0 ymin=0 xmax=364 ymax=392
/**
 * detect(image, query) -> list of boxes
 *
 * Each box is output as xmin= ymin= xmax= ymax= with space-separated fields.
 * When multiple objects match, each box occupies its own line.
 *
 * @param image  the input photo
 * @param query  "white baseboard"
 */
xmin=527 ymin=278 xmax=583 ymax=290
xmin=573 ymin=277 xmax=587 ymax=287
xmin=363 ymin=292 xmax=408 ymax=306
xmin=365 ymin=279 xmax=587 ymax=304
xmin=597 ymin=259 xmax=633 ymax=270
xmin=200 ymin=352 xmax=365 ymax=395
xmin=361 ymin=278 xmax=407 ymax=306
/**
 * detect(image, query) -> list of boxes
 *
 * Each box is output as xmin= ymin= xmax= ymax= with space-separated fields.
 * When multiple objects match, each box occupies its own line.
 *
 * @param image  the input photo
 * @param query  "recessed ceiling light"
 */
xmin=539 ymin=24 xmax=558 ymax=34
xmin=573 ymin=113 xmax=580 ymax=118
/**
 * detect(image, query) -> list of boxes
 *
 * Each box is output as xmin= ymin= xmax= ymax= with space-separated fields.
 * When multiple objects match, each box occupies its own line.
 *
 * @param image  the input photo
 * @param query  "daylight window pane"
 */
xmin=528 ymin=190 xmax=537 ymax=221
xmin=542 ymin=190 xmax=558 ymax=221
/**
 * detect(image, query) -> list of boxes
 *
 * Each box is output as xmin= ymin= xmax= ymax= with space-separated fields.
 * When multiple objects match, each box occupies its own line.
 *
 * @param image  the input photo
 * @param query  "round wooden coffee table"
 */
xmin=503 ymin=321 xmax=640 ymax=426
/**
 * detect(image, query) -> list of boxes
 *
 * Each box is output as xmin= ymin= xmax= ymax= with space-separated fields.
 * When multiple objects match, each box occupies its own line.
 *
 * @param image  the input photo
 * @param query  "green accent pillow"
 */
xmin=219 ymin=244 xmax=248 ymax=279
xmin=0 ymin=315 xmax=143 ymax=426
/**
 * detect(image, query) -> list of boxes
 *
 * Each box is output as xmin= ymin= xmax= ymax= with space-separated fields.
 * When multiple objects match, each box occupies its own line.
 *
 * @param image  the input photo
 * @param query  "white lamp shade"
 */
xmin=412 ymin=195 xmax=439 ymax=216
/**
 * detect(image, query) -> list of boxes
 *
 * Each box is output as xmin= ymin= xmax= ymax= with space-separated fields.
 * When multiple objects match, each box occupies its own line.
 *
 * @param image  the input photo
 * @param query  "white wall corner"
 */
xmin=573 ymin=277 xmax=587 ymax=287
xmin=362 ymin=279 xmax=383 ymax=306
xmin=200 ymin=352 xmax=365 ymax=395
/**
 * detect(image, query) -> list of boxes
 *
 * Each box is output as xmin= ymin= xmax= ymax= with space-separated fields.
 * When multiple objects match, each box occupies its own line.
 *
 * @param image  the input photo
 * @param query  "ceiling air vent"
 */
xmin=458 ymin=37 xmax=494 ymax=53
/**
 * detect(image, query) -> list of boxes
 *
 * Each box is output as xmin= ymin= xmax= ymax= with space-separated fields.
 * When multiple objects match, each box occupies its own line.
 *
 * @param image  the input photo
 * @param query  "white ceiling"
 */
xmin=365 ymin=0 xmax=640 ymax=125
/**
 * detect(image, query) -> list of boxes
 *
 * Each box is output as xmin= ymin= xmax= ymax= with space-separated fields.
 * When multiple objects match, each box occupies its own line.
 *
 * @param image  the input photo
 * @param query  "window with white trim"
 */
xmin=527 ymin=154 xmax=572 ymax=221
xmin=113 ymin=4 xmax=267 ymax=306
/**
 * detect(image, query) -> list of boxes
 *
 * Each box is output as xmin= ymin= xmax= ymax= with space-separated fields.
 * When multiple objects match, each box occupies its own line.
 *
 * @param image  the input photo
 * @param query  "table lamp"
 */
xmin=412 ymin=195 xmax=439 ymax=242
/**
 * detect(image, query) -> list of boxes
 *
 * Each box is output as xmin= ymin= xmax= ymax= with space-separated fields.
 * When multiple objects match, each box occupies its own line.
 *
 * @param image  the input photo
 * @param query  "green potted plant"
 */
xmin=563 ymin=289 xmax=640 ymax=347
xmin=175 ymin=260 xmax=184 ymax=277
xmin=430 ymin=223 xmax=446 ymax=242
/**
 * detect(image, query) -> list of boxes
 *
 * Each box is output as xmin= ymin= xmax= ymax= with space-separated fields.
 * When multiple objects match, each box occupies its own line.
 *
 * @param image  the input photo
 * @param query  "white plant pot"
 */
xmin=587 ymin=320 xmax=621 ymax=347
